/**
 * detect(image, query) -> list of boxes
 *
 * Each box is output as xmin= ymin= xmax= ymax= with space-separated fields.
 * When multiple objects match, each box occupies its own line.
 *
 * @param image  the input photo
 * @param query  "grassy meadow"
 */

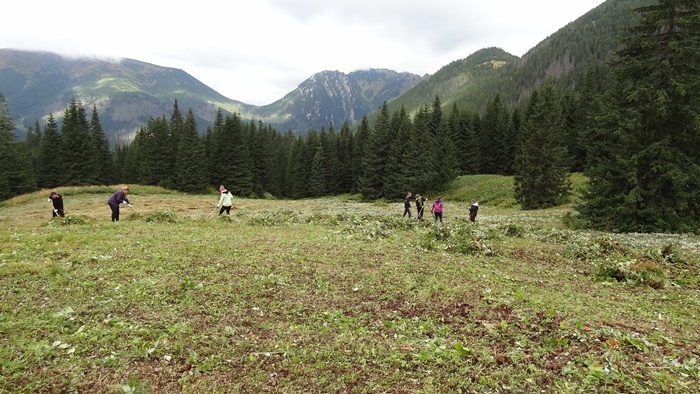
xmin=0 ymin=177 xmax=698 ymax=393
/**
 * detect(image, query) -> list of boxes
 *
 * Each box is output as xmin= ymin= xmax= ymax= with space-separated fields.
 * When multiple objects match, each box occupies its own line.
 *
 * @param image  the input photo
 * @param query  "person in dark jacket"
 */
xmin=107 ymin=186 xmax=132 ymax=222
xmin=469 ymin=200 xmax=479 ymax=223
xmin=415 ymin=194 xmax=427 ymax=219
xmin=48 ymin=191 xmax=65 ymax=217
xmin=403 ymin=192 xmax=413 ymax=218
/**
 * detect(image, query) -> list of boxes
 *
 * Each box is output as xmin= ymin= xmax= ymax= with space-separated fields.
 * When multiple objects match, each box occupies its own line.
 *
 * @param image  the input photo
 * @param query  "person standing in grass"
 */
xmin=469 ymin=199 xmax=479 ymax=223
xmin=107 ymin=186 xmax=131 ymax=222
xmin=216 ymin=185 xmax=234 ymax=216
xmin=403 ymin=192 xmax=413 ymax=218
xmin=415 ymin=194 xmax=427 ymax=219
xmin=431 ymin=196 xmax=444 ymax=223
xmin=48 ymin=191 xmax=65 ymax=218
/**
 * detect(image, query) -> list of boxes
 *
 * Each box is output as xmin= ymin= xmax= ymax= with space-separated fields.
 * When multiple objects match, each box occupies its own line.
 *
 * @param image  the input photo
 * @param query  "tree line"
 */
xmin=1 ymin=0 xmax=698 ymax=233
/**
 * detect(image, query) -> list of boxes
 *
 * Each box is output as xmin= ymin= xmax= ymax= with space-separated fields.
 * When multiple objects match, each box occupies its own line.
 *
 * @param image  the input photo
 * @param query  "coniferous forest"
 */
xmin=1 ymin=0 xmax=699 ymax=234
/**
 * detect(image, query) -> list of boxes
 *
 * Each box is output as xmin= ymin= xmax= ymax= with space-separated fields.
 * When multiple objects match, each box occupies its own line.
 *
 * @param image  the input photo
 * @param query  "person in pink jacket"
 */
xmin=431 ymin=197 xmax=444 ymax=223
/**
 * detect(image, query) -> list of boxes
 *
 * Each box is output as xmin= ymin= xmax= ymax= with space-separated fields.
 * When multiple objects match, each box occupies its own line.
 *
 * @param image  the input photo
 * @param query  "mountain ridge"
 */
xmin=0 ymin=48 xmax=422 ymax=140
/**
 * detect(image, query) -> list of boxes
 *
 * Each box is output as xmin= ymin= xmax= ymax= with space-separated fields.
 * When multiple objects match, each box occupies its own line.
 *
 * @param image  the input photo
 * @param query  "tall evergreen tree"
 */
xmin=90 ymin=105 xmax=114 ymax=184
xmin=579 ymin=0 xmax=700 ymax=232
xmin=308 ymin=143 xmax=327 ymax=197
xmin=258 ymin=121 xmax=280 ymax=196
xmin=429 ymin=95 xmax=443 ymax=136
xmin=138 ymin=117 xmax=173 ymax=187
xmin=323 ymin=124 xmax=343 ymax=195
xmin=174 ymin=109 xmax=207 ymax=193
xmin=480 ymin=94 xmax=513 ymax=175
xmin=246 ymin=120 xmax=270 ymax=196
xmin=383 ymin=107 xmax=412 ymax=198
xmin=0 ymin=93 xmax=36 ymax=200
xmin=358 ymin=102 xmax=392 ymax=200
xmin=37 ymin=114 xmax=62 ymax=188
xmin=271 ymin=130 xmax=295 ymax=196
xmin=25 ymin=120 xmax=42 ymax=182
xmin=409 ymin=106 xmax=436 ymax=193
xmin=222 ymin=113 xmax=253 ymax=196
xmin=168 ymin=100 xmax=185 ymax=185
xmin=285 ymin=137 xmax=307 ymax=199
xmin=60 ymin=98 xmax=96 ymax=185
xmin=351 ymin=116 xmax=371 ymax=194
xmin=428 ymin=121 xmax=460 ymax=192
xmin=513 ymin=83 xmax=571 ymax=210
xmin=337 ymin=121 xmax=354 ymax=193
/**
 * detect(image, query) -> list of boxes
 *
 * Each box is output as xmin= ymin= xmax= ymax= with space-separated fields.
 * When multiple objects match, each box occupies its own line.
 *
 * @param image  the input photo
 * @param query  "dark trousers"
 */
xmin=417 ymin=205 xmax=424 ymax=219
xmin=52 ymin=209 xmax=65 ymax=218
xmin=109 ymin=203 xmax=120 ymax=221
xmin=403 ymin=207 xmax=411 ymax=218
xmin=434 ymin=211 xmax=443 ymax=223
xmin=219 ymin=205 xmax=232 ymax=215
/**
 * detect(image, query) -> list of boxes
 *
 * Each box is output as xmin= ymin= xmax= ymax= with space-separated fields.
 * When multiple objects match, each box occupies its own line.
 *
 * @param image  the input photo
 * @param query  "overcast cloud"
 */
xmin=2 ymin=1 xmax=605 ymax=105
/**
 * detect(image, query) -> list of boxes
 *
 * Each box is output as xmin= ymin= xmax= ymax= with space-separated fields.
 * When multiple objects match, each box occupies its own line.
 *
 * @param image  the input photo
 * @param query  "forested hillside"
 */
xmin=388 ymin=0 xmax=652 ymax=117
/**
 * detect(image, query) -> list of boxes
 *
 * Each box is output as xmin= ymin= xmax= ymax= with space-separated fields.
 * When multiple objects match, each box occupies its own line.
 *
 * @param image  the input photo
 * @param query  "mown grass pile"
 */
xmin=1 ymin=181 xmax=698 ymax=393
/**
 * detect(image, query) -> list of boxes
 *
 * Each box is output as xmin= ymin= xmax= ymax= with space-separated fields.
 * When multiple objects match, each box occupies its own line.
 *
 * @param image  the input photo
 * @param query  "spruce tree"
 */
xmin=138 ymin=117 xmax=173 ymax=186
xmin=174 ymin=109 xmax=207 ymax=193
xmin=0 ymin=93 xmax=36 ymax=200
xmin=323 ymin=124 xmax=343 ymax=195
xmin=337 ymin=121 xmax=354 ymax=193
xmin=480 ymin=95 xmax=513 ymax=175
xmin=383 ymin=107 xmax=412 ymax=199
xmin=308 ymin=145 xmax=327 ymax=197
xmin=37 ymin=114 xmax=62 ymax=188
xmin=579 ymin=0 xmax=700 ymax=232
xmin=223 ymin=114 xmax=253 ymax=197
xmin=351 ymin=116 xmax=371 ymax=194
xmin=25 ymin=121 xmax=42 ymax=182
xmin=358 ymin=102 xmax=392 ymax=200
xmin=60 ymin=98 xmax=96 ymax=185
xmin=409 ymin=106 xmax=436 ymax=193
xmin=428 ymin=122 xmax=460 ymax=192
xmin=285 ymin=137 xmax=307 ymax=199
xmin=513 ymin=83 xmax=571 ymax=210
xmin=90 ymin=105 xmax=114 ymax=184
xmin=272 ymin=130 xmax=295 ymax=196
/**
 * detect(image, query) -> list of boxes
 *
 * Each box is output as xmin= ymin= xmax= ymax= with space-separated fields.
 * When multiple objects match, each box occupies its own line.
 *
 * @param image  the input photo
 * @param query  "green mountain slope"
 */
xmin=387 ymin=0 xmax=652 ymax=115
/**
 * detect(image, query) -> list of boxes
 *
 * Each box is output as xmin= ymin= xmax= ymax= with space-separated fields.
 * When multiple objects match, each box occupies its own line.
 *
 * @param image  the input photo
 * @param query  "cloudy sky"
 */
xmin=3 ymin=0 xmax=605 ymax=105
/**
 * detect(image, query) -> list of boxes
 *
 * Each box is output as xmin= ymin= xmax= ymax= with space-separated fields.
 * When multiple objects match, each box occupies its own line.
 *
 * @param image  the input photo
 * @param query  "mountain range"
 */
xmin=0 ymin=0 xmax=647 ymax=141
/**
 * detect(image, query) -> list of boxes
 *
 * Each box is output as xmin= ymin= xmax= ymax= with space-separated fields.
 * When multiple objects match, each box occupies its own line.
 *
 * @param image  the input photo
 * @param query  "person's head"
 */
xmin=416 ymin=194 xmax=420 ymax=198
xmin=471 ymin=199 xmax=476 ymax=204
xmin=122 ymin=186 xmax=130 ymax=194
xmin=50 ymin=191 xmax=58 ymax=198
xmin=407 ymin=192 xmax=412 ymax=197
xmin=436 ymin=196 xmax=442 ymax=202
xmin=219 ymin=185 xmax=226 ymax=192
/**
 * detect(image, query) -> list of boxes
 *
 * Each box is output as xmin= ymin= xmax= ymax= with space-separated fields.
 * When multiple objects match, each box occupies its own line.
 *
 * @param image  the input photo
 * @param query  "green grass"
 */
xmin=1 ymin=178 xmax=699 ymax=393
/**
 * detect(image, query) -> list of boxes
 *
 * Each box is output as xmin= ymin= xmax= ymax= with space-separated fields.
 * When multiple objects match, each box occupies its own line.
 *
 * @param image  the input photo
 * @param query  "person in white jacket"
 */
xmin=216 ymin=185 xmax=234 ymax=216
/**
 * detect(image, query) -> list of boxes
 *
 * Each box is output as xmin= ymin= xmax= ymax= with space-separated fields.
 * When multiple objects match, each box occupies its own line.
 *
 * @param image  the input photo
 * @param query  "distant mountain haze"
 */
xmin=0 ymin=48 xmax=421 ymax=141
